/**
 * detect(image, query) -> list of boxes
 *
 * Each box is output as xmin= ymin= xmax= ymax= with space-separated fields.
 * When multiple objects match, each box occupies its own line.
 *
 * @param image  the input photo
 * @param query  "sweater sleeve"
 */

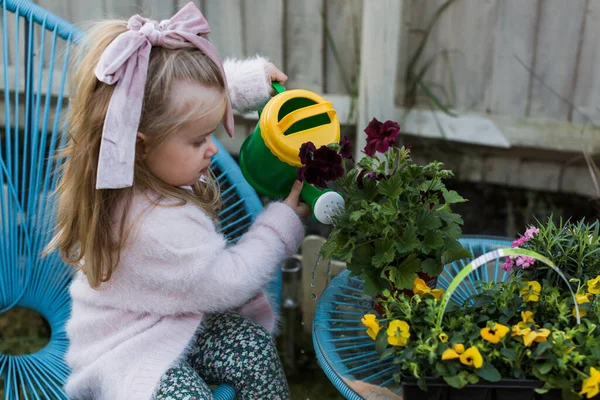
xmin=223 ymin=56 xmax=272 ymax=113
xmin=113 ymin=201 xmax=305 ymax=315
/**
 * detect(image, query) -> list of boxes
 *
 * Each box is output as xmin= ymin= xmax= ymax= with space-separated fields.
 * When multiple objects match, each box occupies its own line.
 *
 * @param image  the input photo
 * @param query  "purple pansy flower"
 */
xmin=339 ymin=135 xmax=353 ymax=160
xmin=363 ymin=118 xmax=400 ymax=157
xmin=297 ymin=142 xmax=344 ymax=189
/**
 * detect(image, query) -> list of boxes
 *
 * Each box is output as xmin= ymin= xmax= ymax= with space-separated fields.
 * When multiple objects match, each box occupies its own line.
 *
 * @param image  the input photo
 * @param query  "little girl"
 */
xmin=49 ymin=3 xmax=308 ymax=399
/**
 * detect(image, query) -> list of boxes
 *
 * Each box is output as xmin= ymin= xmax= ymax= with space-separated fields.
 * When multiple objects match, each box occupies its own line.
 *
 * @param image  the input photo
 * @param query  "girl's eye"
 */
xmin=193 ymin=138 xmax=207 ymax=148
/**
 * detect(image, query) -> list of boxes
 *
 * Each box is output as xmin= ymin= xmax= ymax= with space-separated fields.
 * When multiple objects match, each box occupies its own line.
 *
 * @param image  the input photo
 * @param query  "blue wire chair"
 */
xmin=312 ymin=236 xmax=512 ymax=399
xmin=0 ymin=1 xmax=280 ymax=398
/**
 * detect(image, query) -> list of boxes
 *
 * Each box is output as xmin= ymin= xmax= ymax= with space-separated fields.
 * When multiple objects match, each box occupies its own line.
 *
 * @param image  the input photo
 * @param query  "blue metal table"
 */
xmin=312 ymin=236 xmax=513 ymax=399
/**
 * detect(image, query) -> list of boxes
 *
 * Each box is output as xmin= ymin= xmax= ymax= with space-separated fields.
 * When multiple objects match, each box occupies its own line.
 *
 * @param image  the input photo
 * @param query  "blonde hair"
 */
xmin=47 ymin=20 xmax=226 ymax=288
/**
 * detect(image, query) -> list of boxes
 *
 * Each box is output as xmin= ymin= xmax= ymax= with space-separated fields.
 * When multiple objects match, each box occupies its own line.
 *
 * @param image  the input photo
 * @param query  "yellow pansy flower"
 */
xmin=580 ymin=367 xmax=600 ymax=399
xmin=520 ymin=281 xmax=541 ymax=302
xmin=413 ymin=277 xmax=444 ymax=300
xmin=480 ymin=323 xmax=510 ymax=344
xmin=431 ymin=288 xmax=444 ymax=300
xmin=573 ymin=293 xmax=591 ymax=317
xmin=413 ymin=278 xmax=430 ymax=294
xmin=459 ymin=347 xmax=483 ymax=369
xmin=361 ymin=314 xmax=381 ymax=340
xmin=512 ymin=322 xmax=531 ymax=337
xmin=441 ymin=343 xmax=465 ymax=361
xmin=523 ymin=328 xmax=551 ymax=347
xmin=453 ymin=343 xmax=465 ymax=354
xmin=588 ymin=276 xmax=600 ymax=295
xmin=577 ymin=293 xmax=591 ymax=304
xmin=521 ymin=311 xmax=535 ymax=323
xmin=438 ymin=333 xmax=449 ymax=343
xmin=387 ymin=320 xmax=410 ymax=347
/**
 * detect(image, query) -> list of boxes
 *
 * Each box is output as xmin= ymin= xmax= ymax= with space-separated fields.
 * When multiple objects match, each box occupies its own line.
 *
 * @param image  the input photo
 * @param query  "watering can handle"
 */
xmin=272 ymin=82 xmax=286 ymax=94
xmin=275 ymin=102 xmax=336 ymax=135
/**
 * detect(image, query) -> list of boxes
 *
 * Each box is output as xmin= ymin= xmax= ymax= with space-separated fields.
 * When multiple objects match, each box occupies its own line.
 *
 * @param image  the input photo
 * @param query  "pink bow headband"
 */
xmin=94 ymin=2 xmax=234 ymax=189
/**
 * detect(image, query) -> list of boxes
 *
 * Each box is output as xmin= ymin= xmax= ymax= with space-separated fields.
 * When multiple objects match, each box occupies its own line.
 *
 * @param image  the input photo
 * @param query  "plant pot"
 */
xmin=372 ymin=272 xmax=438 ymax=315
xmin=401 ymin=376 xmax=566 ymax=400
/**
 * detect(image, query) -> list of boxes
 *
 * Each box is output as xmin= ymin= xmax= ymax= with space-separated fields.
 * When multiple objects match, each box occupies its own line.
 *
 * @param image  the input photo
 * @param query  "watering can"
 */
xmin=238 ymin=83 xmax=345 ymax=224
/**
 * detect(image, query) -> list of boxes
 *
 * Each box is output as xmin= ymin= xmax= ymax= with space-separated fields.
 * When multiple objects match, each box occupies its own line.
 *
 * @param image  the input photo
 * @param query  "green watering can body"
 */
xmin=238 ymin=83 xmax=344 ymax=224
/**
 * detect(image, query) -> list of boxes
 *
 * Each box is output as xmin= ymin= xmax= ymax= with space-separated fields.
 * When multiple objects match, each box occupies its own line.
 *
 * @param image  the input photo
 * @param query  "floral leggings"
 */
xmin=152 ymin=312 xmax=290 ymax=400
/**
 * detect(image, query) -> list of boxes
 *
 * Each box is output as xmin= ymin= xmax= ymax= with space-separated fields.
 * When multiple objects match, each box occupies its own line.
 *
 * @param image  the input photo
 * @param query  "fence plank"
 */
xmin=243 ymin=0 xmax=284 ymax=67
xmin=487 ymin=0 xmax=538 ymax=118
xmin=527 ymin=0 xmax=586 ymax=121
xmin=421 ymin=0 xmax=497 ymax=112
xmin=572 ymin=0 xmax=600 ymax=125
xmin=355 ymin=0 xmax=403 ymax=159
xmin=69 ymin=0 xmax=104 ymax=23
xmin=323 ymin=0 xmax=361 ymax=95
xmin=404 ymin=0 xmax=453 ymax=109
xmin=103 ymin=0 xmax=139 ymax=19
xmin=1 ymin=4 xmax=18 ymax=67
xmin=136 ymin=0 xmax=174 ymax=19
xmin=203 ymin=0 xmax=245 ymax=59
xmin=285 ymin=0 xmax=323 ymax=92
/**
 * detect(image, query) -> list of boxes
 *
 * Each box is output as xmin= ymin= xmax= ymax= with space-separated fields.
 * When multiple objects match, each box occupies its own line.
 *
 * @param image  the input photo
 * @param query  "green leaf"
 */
xmin=379 ymin=347 xmax=396 ymax=361
xmin=377 ymin=173 xmax=405 ymax=199
xmin=442 ymin=188 xmax=467 ymax=204
xmin=536 ymin=362 xmax=553 ymax=375
xmin=442 ymin=246 xmax=473 ymax=265
xmin=422 ymin=258 xmax=442 ymax=276
xmin=444 ymin=222 xmax=462 ymax=240
xmin=534 ymin=341 xmax=552 ymax=356
xmin=500 ymin=348 xmax=517 ymax=362
xmin=373 ymin=239 xmax=396 ymax=268
xmin=442 ymin=374 xmax=463 ymax=389
xmin=562 ymin=388 xmax=580 ymax=400
xmin=475 ymin=363 xmax=501 ymax=382
xmin=419 ymin=179 xmax=444 ymax=192
xmin=362 ymin=273 xmax=384 ymax=297
xmin=360 ymin=178 xmax=378 ymax=201
xmin=466 ymin=373 xmax=480 ymax=385
xmin=391 ymin=255 xmax=422 ymax=289
xmin=438 ymin=210 xmax=464 ymax=225
xmin=396 ymin=226 xmax=420 ymax=255
xmin=443 ymin=371 xmax=470 ymax=389
xmin=352 ymin=243 xmax=375 ymax=266
xmin=349 ymin=210 xmax=366 ymax=222
xmin=375 ymin=326 xmax=388 ymax=355
xmin=422 ymin=230 xmax=445 ymax=253
xmin=417 ymin=211 xmax=442 ymax=231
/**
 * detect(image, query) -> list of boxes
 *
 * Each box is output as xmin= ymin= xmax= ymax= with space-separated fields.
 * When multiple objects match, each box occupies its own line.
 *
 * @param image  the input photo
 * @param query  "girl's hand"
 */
xmin=284 ymin=180 xmax=311 ymax=219
xmin=266 ymin=62 xmax=288 ymax=92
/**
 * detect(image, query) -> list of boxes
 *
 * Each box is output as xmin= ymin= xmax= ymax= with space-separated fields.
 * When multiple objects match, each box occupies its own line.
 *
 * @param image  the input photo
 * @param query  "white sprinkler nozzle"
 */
xmin=313 ymin=191 xmax=345 ymax=225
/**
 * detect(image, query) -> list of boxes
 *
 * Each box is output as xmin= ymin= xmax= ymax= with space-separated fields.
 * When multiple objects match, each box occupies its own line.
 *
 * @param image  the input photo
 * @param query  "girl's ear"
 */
xmin=136 ymin=132 xmax=149 ymax=159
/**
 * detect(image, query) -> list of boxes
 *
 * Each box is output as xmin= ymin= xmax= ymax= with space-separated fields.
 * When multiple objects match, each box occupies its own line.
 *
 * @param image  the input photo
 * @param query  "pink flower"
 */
xmin=516 ymin=256 xmax=536 ymax=269
xmin=524 ymin=226 xmax=539 ymax=239
xmin=501 ymin=257 xmax=514 ymax=272
xmin=512 ymin=236 xmax=528 ymax=248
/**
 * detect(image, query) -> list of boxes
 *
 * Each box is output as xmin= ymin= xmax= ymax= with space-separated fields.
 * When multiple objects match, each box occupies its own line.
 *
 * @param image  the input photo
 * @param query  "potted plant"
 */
xmin=297 ymin=118 xmax=471 ymax=299
xmin=501 ymin=217 xmax=600 ymax=289
xmin=360 ymin=218 xmax=600 ymax=399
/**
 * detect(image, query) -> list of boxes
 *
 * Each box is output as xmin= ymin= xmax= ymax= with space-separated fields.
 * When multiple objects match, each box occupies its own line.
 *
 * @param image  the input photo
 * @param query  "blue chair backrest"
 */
xmin=0 ymin=1 xmax=280 ymax=397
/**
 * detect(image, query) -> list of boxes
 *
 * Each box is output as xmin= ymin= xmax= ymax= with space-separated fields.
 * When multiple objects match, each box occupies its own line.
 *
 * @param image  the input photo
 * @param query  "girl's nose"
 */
xmin=206 ymin=136 xmax=219 ymax=158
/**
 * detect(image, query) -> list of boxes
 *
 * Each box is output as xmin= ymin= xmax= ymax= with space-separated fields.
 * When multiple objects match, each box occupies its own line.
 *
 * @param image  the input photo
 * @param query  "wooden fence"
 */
xmin=2 ymin=0 xmax=600 ymax=196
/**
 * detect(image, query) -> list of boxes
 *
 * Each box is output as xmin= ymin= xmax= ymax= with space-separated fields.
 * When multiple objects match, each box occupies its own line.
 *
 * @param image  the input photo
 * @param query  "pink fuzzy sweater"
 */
xmin=65 ymin=57 xmax=304 ymax=400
